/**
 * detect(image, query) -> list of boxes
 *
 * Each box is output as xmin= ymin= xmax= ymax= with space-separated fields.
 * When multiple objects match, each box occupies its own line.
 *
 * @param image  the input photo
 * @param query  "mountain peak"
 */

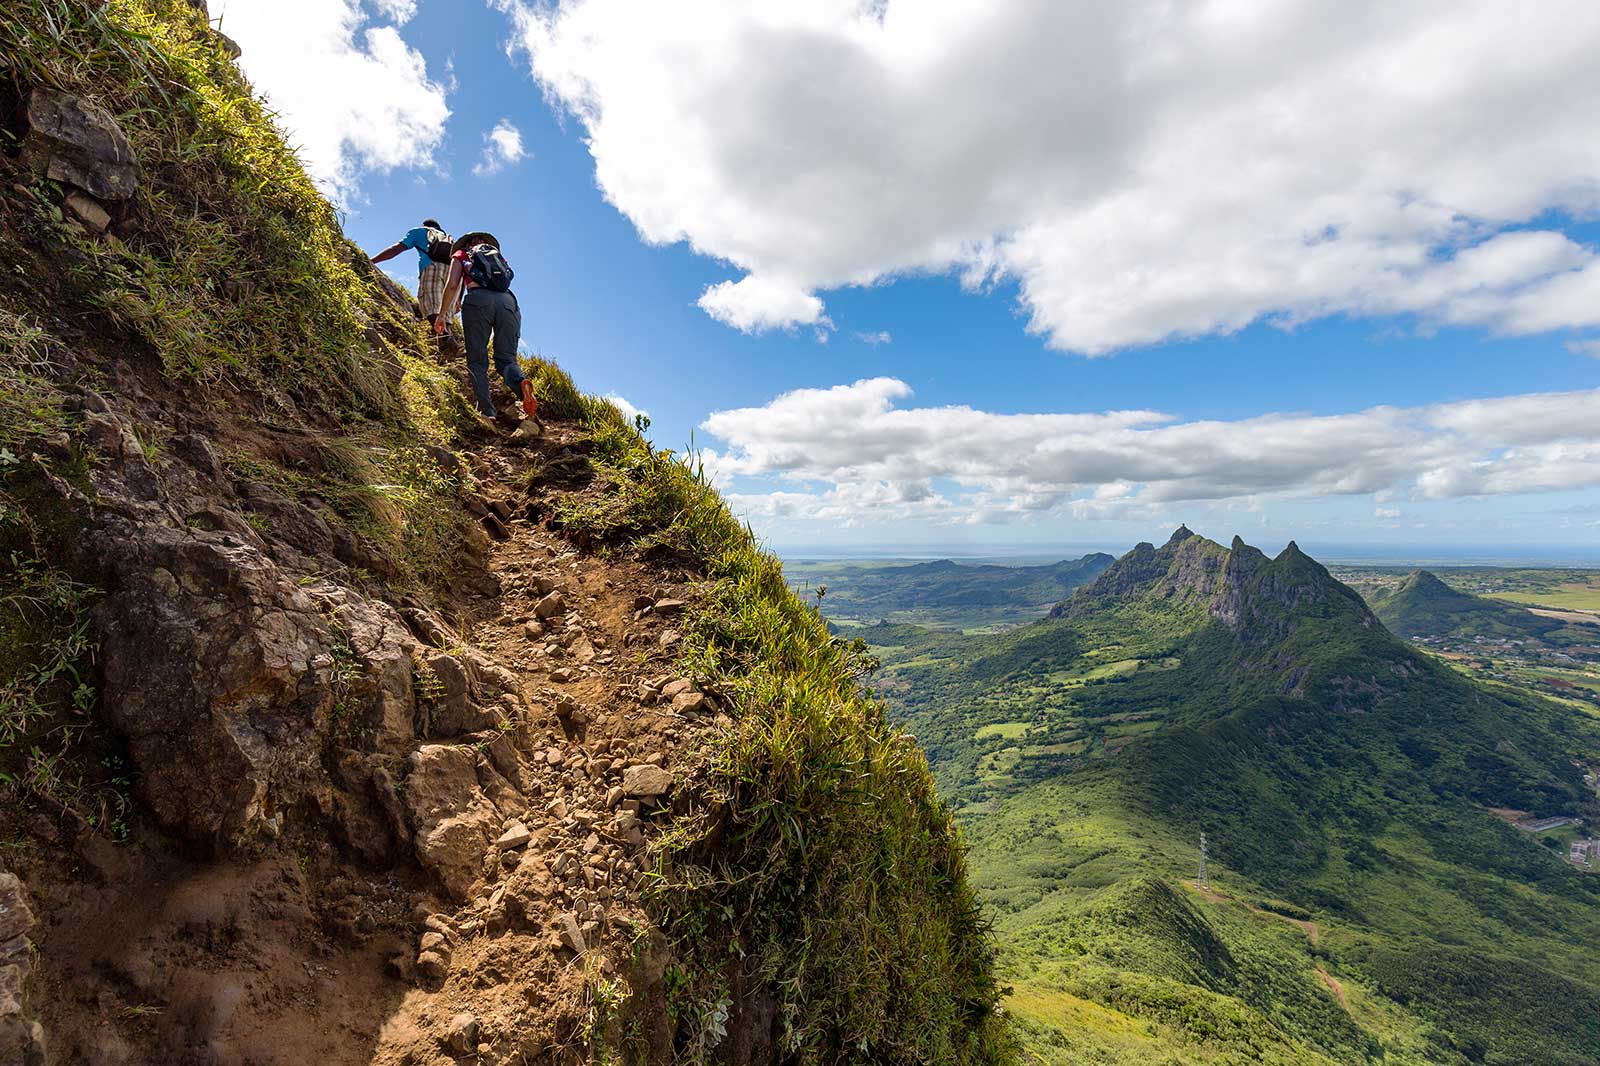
xmin=1061 ymin=530 xmax=1372 ymax=637
xmin=1375 ymin=568 xmax=1572 ymax=640
xmin=1403 ymin=569 xmax=1453 ymax=591
xmin=1394 ymin=568 xmax=1483 ymax=609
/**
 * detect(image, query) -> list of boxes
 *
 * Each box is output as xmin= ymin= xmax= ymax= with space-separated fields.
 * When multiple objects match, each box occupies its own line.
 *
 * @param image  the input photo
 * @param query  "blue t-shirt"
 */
xmin=401 ymin=226 xmax=439 ymax=274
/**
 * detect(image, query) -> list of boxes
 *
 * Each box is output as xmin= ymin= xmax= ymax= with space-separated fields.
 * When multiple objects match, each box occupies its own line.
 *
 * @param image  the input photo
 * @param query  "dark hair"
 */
xmin=422 ymin=218 xmax=442 ymax=230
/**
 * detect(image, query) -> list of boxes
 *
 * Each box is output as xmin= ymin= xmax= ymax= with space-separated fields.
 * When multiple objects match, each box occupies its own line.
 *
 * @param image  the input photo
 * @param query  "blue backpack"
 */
xmin=466 ymin=244 xmax=513 ymax=292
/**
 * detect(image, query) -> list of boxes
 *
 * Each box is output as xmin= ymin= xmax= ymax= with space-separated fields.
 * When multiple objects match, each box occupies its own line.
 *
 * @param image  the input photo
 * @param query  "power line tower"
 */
xmin=1197 ymin=831 xmax=1211 ymax=889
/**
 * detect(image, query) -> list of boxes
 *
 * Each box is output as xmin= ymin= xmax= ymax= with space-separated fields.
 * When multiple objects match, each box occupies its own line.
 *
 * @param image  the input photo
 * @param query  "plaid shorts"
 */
xmin=417 ymin=261 xmax=448 ymax=318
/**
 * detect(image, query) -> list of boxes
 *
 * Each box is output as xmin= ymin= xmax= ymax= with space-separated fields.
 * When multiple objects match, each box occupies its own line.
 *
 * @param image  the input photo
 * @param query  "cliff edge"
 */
xmin=0 ymin=3 xmax=1006 ymax=1062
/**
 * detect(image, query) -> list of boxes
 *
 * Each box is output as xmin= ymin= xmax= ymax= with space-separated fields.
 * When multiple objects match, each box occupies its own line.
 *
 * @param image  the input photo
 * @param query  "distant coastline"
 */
xmin=777 ymin=542 xmax=1600 ymax=568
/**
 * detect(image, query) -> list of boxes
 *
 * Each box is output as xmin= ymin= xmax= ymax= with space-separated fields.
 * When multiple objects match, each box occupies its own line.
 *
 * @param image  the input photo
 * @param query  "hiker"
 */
xmin=369 ymin=218 xmax=454 ymax=329
xmin=435 ymin=231 xmax=537 ymax=422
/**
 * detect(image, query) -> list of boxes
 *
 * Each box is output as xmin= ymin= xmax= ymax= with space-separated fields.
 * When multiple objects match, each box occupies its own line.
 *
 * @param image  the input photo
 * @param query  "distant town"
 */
xmin=1407 ymin=631 xmax=1600 ymax=707
xmin=1498 ymin=767 xmax=1600 ymax=871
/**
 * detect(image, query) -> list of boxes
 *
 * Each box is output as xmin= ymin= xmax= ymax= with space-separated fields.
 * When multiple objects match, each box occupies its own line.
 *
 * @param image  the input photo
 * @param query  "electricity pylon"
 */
xmin=1197 ymin=831 xmax=1211 ymax=889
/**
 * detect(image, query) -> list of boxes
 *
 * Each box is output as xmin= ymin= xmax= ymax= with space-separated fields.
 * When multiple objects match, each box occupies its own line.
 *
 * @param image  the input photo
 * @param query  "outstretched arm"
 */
xmin=369 ymin=241 xmax=408 ymax=264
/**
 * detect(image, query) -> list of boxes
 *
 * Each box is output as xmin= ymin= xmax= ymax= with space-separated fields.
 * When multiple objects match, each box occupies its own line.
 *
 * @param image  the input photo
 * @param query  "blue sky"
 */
xmin=217 ymin=0 xmax=1600 ymax=559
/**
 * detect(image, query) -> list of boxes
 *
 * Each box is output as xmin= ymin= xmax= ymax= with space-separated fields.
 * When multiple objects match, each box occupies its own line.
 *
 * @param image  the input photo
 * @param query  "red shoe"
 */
xmin=521 ymin=379 xmax=538 ymax=418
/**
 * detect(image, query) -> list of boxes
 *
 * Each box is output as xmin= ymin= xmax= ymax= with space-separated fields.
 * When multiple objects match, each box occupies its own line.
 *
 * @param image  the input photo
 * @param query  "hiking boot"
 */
xmin=521 ymin=379 xmax=539 ymax=419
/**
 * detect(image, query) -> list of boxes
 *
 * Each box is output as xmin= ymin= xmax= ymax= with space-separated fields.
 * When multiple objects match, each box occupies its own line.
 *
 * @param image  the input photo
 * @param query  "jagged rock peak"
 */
xmin=1060 ymin=528 xmax=1375 ymax=638
xmin=1168 ymin=525 xmax=1195 ymax=545
xmin=1224 ymin=536 xmax=1268 ymax=570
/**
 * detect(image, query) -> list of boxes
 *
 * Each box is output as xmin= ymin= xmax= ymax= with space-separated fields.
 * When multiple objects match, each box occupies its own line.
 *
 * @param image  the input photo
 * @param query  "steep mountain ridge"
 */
xmin=0 ymin=3 xmax=1005 ymax=1062
xmin=1058 ymin=526 xmax=1375 ymax=643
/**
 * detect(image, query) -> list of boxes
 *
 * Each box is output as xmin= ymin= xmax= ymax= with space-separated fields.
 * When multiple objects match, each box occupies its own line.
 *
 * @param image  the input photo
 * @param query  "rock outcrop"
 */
xmin=0 ymin=873 xmax=45 ymax=1066
xmin=1056 ymin=527 xmax=1375 ymax=640
xmin=92 ymin=518 xmax=340 ymax=846
xmin=21 ymin=87 xmax=139 ymax=202
xmin=404 ymin=744 xmax=504 ymax=901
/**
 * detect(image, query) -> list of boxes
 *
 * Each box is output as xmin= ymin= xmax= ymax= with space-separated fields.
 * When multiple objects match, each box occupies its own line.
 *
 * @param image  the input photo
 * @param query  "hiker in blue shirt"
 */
xmin=370 ymin=218 xmax=454 ymax=329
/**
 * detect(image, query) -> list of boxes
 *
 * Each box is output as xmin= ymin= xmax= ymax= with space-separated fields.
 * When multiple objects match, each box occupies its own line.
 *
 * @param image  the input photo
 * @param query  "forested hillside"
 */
xmin=787 ymin=553 xmax=1113 ymax=631
xmin=868 ymin=529 xmax=1600 ymax=1065
xmin=1368 ymin=568 xmax=1597 ymax=644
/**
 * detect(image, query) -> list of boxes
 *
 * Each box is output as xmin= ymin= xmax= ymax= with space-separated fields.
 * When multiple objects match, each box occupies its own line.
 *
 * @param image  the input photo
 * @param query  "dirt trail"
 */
xmin=25 ymin=411 xmax=724 ymax=1065
xmin=365 ymin=423 xmax=720 ymax=1064
xmin=1315 ymin=967 xmax=1349 ymax=1010
xmin=1189 ymin=880 xmax=1320 ymax=943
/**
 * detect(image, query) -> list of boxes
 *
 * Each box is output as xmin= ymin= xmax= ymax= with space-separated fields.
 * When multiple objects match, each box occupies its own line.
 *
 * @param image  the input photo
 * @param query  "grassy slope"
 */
xmin=868 ymin=534 xmax=1600 ymax=1065
xmin=0 ymin=3 xmax=1007 ymax=1060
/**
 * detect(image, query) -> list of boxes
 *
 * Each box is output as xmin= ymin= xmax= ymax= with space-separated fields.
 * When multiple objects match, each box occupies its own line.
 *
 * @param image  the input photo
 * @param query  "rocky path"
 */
xmin=18 ymin=406 xmax=724 ymax=1065
xmin=368 ymin=424 xmax=722 ymax=1064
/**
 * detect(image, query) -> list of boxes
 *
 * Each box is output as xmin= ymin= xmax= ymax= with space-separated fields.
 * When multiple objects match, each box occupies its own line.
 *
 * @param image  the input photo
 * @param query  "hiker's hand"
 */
xmin=434 ymin=317 xmax=447 ymax=336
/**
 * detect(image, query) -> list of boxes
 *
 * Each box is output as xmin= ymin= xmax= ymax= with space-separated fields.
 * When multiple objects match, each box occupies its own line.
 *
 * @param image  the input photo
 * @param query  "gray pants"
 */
xmin=461 ymin=288 xmax=525 ymax=416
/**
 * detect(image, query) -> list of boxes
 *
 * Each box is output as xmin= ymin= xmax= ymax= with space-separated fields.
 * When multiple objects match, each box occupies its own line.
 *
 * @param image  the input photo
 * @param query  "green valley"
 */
xmin=784 ymin=553 xmax=1113 ymax=631
xmin=849 ymin=530 xmax=1600 ymax=1064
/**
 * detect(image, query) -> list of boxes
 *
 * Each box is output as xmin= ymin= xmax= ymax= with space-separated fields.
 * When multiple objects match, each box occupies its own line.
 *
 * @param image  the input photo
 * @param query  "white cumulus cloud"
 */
xmin=602 ymin=393 xmax=648 ymax=424
xmin=700 ymin=379 xmax=1600 ymax=525
xmin=500 ymin=0 xmax=1600 ymax=350
xmin=371 ymin=0 xmax=417 ymax=24
xmin=474 ymin=118 xmax=529 ymax=177
xmin=855 ymin=330 xmax=892 ymax=346
xmin=217 ymin=0 xmax=449 ymax=199
xmin=697 ymin=276 xmax=830 ymax=333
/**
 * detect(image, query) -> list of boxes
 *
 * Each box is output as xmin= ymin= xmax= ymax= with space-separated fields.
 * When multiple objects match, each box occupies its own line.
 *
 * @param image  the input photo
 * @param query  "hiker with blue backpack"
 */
xmin=436 ymin=231 xmax=538 ymax=424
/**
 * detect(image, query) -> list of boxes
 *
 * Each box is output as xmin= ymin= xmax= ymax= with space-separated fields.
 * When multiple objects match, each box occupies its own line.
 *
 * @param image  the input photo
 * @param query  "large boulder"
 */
xmin=88 ymin=490 xmax=432 ymax=848
xmin=404 ymin=745 xmax=501 ymax=900
xmin=91 ymin=519 xmax=338 ymax=847
xmin=304 ymin=581 xmax=419 ymax=753
xmin=22 ymin=87 xmax=138 ymax=201
xmin=416 ymin=646 xmax=525 ymax=737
